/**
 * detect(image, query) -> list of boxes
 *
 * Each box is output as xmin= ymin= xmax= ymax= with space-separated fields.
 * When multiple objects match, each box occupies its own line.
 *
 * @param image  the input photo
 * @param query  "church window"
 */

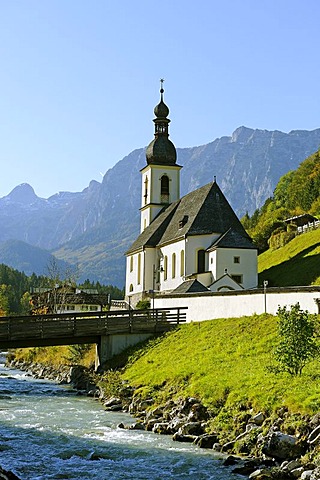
xmin=130 ymin=256 xmax=133 ymax=272
xmin=137 ymin=253 xmax=141 ymax=285
xmin=231 ymin=274 xmax=243 ymax=284
xmin=144 ymin=177 xmax=148 ymax=205
xmin=172 ymin=253 xmax=176 ymax=278
xmin=180 ymin=250 xmax=185 ymax=276
xmin=160 ymin=175 xmax=169 ymax=204
xmin=234 ymin=256 xmax=240 ymax=264
xmin=164 ymin=255 xmax=168 ymax=280
xmin=129 ymin=284 xmax=133 ymax=292
xmin=197 ymin=249 xmax=206 ymax=274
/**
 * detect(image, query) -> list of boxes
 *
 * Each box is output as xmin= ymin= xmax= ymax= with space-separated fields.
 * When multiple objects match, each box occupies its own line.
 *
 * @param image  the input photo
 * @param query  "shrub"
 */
xmin=135 ymin=299 xmax=151 ymax=310
xmin=271 ymin=303 xmax=320 ymax=375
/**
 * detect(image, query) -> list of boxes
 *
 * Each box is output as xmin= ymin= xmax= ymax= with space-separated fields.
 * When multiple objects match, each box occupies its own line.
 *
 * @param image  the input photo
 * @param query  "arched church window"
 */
xmin=130 ymin=256 xmax=133 ymax=272
xmin=172 ymin=253 xmax=176 ymax=278
xmin=137 ymin=253 xmax=141 ymax=285
xmin=129 ymin=284 xmax=133 ymax=292
xmin=164 ymin=255 xmax=168 ymax=280
xmin=197 ymin=249 xmax=206 ymax=274
xmin=180 ymin=250 xmax=185 ymax=276
xmin=144 ymin=176 xmax=148 ymax=205
xmin=160 ymin=175 xmax=169 ymax=204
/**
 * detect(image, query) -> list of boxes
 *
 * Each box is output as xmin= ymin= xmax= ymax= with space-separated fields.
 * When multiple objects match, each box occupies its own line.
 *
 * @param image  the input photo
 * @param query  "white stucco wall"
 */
xmin=153 ymin=287 xmax=320 ymax=322
xmin=185 ymin=234 xmax=219 ymax=275
xmin=213 ymin=247 xmax=258 ymax=289
xmin=159 ymin=239 xmax=186 ymax=291
xmin=125 ymin=251 xmax=144 ymax=296
xmin=140 ymin=164 xmax=181 ymax=231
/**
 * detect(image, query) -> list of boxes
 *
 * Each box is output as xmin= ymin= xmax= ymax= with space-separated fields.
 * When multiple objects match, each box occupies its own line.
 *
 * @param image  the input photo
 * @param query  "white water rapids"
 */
xmin=0 ymin=355 xmax=245 ymax=479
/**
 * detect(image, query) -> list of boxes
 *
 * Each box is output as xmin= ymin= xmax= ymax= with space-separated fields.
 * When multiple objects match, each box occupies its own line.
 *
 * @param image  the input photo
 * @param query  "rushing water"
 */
xmin=0 ymin=355 xmax=245 ymax=480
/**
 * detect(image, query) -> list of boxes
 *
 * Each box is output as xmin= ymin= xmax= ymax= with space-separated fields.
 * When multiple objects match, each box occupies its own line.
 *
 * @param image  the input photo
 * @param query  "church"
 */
xmin=125 ymin=83 xmax=257 ymax=306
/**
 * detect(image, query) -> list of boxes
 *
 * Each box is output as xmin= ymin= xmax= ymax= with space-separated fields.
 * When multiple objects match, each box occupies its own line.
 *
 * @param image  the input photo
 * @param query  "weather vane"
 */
xmin=160 ymin=78 xmax=165 ymax=92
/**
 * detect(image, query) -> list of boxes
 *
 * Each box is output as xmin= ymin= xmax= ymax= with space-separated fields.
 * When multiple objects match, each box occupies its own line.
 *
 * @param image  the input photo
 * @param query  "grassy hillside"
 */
xmin=122 ymin=314 xmax=320 ymax=415
xmin=258 ymin=228 xmax=320 ymax=286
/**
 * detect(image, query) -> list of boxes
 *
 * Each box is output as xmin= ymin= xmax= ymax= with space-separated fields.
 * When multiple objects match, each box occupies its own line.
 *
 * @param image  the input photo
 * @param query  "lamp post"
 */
xmin=263 ymin=280 xmax=268 ymax=313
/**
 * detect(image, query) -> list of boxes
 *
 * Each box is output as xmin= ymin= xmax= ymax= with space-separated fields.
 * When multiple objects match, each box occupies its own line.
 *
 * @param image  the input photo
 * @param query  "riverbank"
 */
xmin=1 ymin=358 xmax=245 ymax=480
xmin=6 ymin=312 xmax=320 ymax=479
xmin=6 ymin=356 xmax=320 ymax=480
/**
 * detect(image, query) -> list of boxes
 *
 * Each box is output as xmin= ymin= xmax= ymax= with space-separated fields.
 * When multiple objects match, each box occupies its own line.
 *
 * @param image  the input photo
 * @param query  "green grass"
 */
xmin=258 ymin=229 xmax=320 ymax=286
xmin=123 ymin=314 xmax=320 ymax=414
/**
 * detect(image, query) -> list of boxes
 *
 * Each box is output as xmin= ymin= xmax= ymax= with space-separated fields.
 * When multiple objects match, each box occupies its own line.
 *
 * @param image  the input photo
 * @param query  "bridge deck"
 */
xmin=0 ymin=308 xmax=187 ymax=349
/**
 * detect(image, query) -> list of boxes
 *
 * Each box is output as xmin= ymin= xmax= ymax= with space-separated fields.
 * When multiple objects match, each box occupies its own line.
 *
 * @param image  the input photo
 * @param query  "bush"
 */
xmin=135 ymin=299 xmax=151 ymax=310
xmin=271 ymin=303 xmax=320 ymax=375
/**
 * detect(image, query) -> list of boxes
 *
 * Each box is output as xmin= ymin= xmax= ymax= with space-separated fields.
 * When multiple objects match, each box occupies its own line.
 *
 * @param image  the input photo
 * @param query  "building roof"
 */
xmin=208 ymin=227 xmax=257 ymax=250
xmin=146 ymin=83 xmax=177 ymax=166
xmin=171 ymin=279 xmax=210 ymax=293
xmin=284 ymin=214 xmax=318 ymax=226
xmin=126 ymin=181 xmax=255 ymax=254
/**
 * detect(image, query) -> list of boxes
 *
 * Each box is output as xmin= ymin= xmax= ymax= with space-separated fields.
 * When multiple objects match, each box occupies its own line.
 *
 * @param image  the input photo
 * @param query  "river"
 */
xmin=0 ymin=355 xmax=245 ymax=479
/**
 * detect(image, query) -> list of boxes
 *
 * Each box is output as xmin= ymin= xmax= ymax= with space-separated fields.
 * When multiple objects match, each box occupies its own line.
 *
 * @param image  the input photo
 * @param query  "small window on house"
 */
xmin=180 ymin=249 xmax=185 ymax=276
xmin=179 ymin=215 xmax=188 ymax=228
xmin=197 ymin=249 xmax=206 ymax=274
xmin=130 ymin=256 xmax=133 ymax=272
xmin=144 ymin=176 xmax=148 ymax=205
xmin=160 ymin=175 xmax=169 ymax=203
xmin=164 ymin=255 xmax=168 ymax=280
xmin=231 ymin=274 xmax=243 ymax=284
xmin=210 ymin=258 xmax=213 ymax=264
xmin=234 ymin=256 xmax=240 ymax=264
xmin=172 ymin=253 xmax=176 ymax=278
xmin=137 ymin=253 xmax=141 ymax=285
xmin=89 ymin=305 xmax=97 ymax=311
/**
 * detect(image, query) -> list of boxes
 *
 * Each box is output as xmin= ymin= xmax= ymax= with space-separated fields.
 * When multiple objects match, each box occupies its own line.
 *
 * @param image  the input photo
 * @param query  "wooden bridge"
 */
xmin=0 ymin=307 xmax=187 ymax=367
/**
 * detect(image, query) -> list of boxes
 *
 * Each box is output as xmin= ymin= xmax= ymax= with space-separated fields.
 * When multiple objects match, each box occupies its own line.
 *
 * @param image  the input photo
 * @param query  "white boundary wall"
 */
xmin=154 ymin=287 xmax=320 ymax=322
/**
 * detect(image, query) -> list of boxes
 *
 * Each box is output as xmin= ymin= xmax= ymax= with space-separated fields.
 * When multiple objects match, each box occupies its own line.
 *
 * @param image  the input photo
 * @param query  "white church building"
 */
xmin=125 ymin=84 xmax=258 ymax=306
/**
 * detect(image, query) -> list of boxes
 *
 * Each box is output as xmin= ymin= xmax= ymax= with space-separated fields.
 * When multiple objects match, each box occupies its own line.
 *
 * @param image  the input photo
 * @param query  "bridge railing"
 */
xmin=0 ymin=307 xmax=187 ymax=347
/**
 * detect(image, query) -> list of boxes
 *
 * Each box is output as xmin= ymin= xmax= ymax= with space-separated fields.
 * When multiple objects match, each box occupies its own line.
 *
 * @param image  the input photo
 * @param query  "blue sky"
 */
xmin=0 ymin=0 xmax=319 ymax=198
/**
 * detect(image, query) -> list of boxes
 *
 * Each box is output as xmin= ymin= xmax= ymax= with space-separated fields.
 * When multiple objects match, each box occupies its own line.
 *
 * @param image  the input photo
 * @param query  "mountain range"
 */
xmin=1 ymin=125 xmax=320 ymax=287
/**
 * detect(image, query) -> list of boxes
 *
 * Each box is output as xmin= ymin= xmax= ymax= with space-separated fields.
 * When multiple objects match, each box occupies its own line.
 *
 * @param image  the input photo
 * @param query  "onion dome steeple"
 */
xmin=146 ymin=79 xmax=177 ymax=165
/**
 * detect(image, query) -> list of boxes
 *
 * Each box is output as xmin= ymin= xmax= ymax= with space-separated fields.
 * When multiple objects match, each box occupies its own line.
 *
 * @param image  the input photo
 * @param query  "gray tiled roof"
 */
xmin=208 ymin=228 xmax=257 ymax=250
xmin=126 ymin=181 xmax=255 ymax=253
xmin=171 ymin=279 xmax=210 ymax=293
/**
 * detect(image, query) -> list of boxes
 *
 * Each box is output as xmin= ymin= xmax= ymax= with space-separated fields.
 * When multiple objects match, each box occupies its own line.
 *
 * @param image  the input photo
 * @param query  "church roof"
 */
xmin=171 ymin=279 xmax=210 ymax=293
xmin=146 ymin=82 xmax=177 ymax=166
xmin=126 ymin=181 xmax=255 ymax=254
xmin=208 ymin=227 xmax=256 ymax=250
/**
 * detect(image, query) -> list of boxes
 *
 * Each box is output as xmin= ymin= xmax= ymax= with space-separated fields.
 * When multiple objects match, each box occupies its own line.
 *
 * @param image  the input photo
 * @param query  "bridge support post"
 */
xmin=95 ymin=333 xmax=152 ymax=371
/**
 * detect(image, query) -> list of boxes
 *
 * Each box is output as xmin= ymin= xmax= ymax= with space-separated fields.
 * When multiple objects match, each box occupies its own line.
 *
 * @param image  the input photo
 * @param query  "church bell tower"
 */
xmin=140 ymin=80 xmax=182 ymax=232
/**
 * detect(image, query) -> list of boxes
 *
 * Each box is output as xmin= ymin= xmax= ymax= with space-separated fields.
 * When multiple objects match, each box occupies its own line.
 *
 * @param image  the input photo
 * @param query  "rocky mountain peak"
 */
xmin=5 ymin=183 xmax=39 ymax=204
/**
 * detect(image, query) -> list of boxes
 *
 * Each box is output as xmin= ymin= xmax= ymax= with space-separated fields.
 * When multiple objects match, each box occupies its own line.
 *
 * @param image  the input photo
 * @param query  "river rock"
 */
xmin=129 ymin=422 xmax=145 ymax=430
xmin=0 ymin=466 xmax=21 ymax=480
xmin=261 ymin=431 xmax=305 ymax=460
xmin=172 ymin=433 xmax=196 ymax=443
xmin=152 ymin=422 xmax=171 ymax=435
xmin=69 ymin=365 xmax=96 ymax=391
xmin=194 ymin=434 xmax=219 ymax=449
xmin=249 ymin=469 xmax=273 ymax=479
xmin=301 ymin=472 xmax=314 ymax=480
xmin=177 ymin=421 xmax=204 ymax=436
xmin=310 ymin=467 xmax=320 ymax=480
xmin=104 ymin=397 xmax=122 ymax=411
xmin=308 ymin=425 xmax=320 ymax=445
xmin=310 ymin=413 xmax=320 ymax=427
xmin=250 ymin=412 xmax=265 ymax=426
